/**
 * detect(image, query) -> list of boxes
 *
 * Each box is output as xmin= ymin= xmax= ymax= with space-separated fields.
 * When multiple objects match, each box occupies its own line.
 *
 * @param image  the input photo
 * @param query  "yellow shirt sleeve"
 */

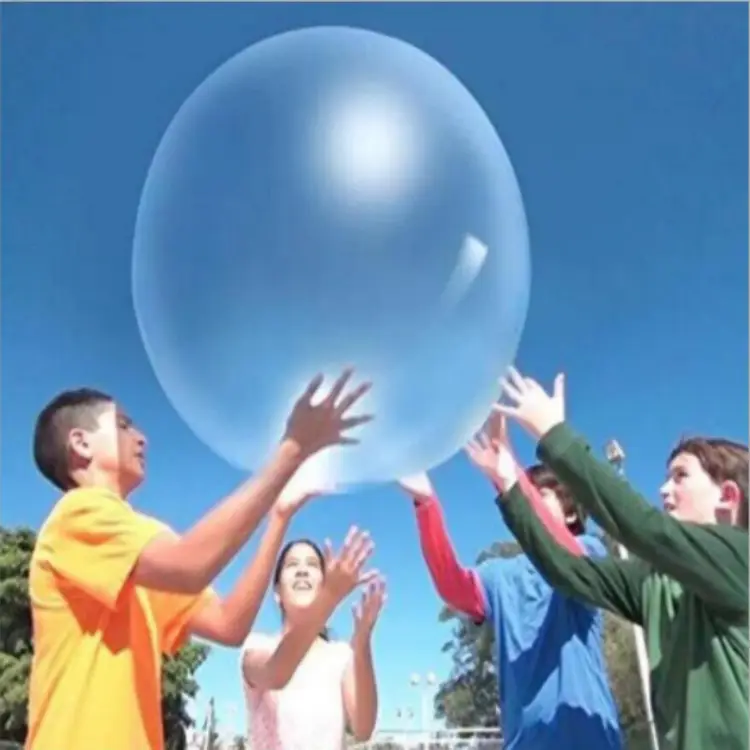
xmin=149 ymin=586 xmax=219 ymax=654
xmin=42 ymin=487 xmax=165 ymax=610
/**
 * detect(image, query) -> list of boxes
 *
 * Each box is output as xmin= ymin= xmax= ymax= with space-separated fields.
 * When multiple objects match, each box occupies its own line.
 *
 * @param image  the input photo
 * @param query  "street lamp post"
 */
xmin=604 ymin=440 xmax=660 ymax=750
xmin=409 ymin=672 xmax=437 ymax=736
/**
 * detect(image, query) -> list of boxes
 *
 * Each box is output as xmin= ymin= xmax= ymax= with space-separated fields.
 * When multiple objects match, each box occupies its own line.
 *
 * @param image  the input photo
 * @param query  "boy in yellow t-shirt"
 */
xmin=26 ymin=371 xmax=371 ymax=750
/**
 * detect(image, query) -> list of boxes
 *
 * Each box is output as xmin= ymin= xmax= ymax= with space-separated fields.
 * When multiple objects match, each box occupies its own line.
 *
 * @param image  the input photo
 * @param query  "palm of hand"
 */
xmin=466 ymin=414 xmax=518 ymax=488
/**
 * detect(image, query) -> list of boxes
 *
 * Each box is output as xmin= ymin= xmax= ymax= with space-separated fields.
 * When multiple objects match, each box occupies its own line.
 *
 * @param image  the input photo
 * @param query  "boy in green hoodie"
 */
xmin=483 ymin=368 xmax=748 ymax=750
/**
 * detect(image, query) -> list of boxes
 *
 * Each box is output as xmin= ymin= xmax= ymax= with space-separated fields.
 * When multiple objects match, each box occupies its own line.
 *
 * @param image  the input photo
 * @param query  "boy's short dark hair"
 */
xmin=33 ymin=388 xmax=114 ymax=491
xmin=527 ymin=463 xmax=587 ymax=536
xmin=668 ymin=437 xmax=749 ymax=529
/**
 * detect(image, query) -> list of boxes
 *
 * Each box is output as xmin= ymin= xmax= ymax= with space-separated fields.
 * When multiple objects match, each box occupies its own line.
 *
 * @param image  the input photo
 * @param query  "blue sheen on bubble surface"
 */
xmin=132 ymin=26 xmax=530 ymax=487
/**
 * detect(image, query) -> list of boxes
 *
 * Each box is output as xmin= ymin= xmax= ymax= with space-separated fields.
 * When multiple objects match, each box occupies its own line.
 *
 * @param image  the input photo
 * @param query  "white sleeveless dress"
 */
xmin=241 ymin=633 xmax=353 ymax=750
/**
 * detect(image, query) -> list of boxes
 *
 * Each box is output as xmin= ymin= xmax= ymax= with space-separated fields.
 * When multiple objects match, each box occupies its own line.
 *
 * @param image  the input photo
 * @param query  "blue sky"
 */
xmin=2 ymin=2 xmax=747 ymax=739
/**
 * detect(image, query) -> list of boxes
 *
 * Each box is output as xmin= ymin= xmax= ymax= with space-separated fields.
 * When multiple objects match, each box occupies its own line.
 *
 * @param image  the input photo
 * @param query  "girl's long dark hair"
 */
xmin=274 ymin=538 xmax=330 ymax=641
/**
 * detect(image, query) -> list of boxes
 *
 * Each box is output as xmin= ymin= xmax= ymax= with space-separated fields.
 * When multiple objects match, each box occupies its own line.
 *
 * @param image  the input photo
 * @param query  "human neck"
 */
xmin=69 ymin=470 xmax=129 ymax=499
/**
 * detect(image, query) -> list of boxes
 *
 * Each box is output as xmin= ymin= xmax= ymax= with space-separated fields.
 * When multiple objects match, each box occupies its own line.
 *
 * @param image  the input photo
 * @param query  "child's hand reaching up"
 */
xmin=466 ymin=413 xmax=521 ymax=493
xmin=352 ymin=577 xmax=387 ymax=647
xmin=494 ymin=367 xmax=566 ymax=441
xmin=322 ymin=527 xmax=379 ymax=604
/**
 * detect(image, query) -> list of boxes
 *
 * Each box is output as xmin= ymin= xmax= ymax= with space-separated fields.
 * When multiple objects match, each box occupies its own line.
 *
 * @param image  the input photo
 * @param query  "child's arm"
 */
xmin=407 ymin=476 xmax=584 ymax=622
xmin=242 ymin=587 xmax=341 ymax=690
xmin=187 ymin=503 xmax=299 ymax=646
xmin=412 ymin=494 xmax=487 ymax=622
xmin=343 ymin=580 xmax=386 ymax=742
xmin=45 ymin=447 xmax=301 ymax=616
xmin=134 ymin=373 xmax=369 ymax=595
xmin=498 ymin=481 xmax=647 ymax=623
xmin=537 ymin=424 xmax=748 ymax=613
xmin=464 ymin=420 xmax=585 ymax=557
xmin=506 ymin=469 xmax=585 ymax=556
xmin=134 ymin=440 xmax=305 ymax=595
xmin=46 ymin=373 xmax=370 ymax=608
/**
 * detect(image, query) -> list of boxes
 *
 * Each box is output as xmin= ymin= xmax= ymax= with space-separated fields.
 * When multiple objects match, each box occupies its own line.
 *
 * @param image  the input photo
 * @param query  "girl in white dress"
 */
xmin=241 ymin=526 xmax=385 ymax=750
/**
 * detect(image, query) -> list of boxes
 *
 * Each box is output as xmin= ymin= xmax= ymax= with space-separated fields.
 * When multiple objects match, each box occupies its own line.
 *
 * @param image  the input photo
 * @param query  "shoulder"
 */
xmin=51 ymin=487 xmax=148 ymax=529
xmin=52 ymin=487 xmax=121 ymax=518
xmin=37 ymin=488 xmax=126 ymax=546
xmin=476 ymin=554 xmax=518 ymax=584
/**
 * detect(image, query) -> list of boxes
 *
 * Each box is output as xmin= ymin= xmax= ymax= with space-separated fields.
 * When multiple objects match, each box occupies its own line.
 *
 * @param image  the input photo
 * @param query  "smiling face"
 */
xmin=274 ymin=540 xmax=326 ymax=618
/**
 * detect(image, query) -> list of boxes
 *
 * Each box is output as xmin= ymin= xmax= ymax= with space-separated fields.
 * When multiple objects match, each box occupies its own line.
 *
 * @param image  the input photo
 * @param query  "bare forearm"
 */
xmin=349 ymin=639 xmax=378 ymax=741
xmin=214 ymin=513 xmax=291 ymax=642
xmin=260 ymin=591 xmax=339 ymax=689
xmin=139 ymin=441 xmax=303 ymax=593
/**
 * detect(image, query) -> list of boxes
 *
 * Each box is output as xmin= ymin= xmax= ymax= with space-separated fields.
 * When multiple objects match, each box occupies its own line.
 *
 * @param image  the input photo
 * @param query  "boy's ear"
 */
xmin=720 ymin=480 xmax=741 ymax=505
xmin=69 ymin=428 xmax=93 ymax=461
xmin=719 ymin=481 xmax=742 ymax=524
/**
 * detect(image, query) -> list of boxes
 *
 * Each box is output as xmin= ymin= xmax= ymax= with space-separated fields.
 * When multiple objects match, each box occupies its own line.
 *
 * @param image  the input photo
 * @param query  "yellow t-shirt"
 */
xmin=26 ymin=487 xmax=212 ymax=750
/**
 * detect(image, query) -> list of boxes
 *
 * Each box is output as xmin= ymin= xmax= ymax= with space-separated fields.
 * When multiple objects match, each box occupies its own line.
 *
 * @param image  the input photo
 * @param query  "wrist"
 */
xmin=319 ymin=583 xmax=346 ymax=611
xmin=352 ymin=630 xmax=373 ymax=651
xmin=277 ymin=438 xmax=306 ymax=465
xmin=411 ymin=493 xmax=435 ymax=508
xmin=533 ymin=417 xmax=565 ymax=442
xmin=269 ymin=506 xmax=293 ymax=527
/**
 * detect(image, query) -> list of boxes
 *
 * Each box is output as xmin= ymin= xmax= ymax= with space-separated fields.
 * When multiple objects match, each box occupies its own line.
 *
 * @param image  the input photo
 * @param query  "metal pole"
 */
xmin=604 ymin=441 xmax=660 ymax=750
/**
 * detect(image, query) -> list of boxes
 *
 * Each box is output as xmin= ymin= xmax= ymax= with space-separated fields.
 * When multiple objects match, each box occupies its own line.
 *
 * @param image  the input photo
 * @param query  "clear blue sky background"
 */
xmin=2 ymin=2 xmax=747 ymax=739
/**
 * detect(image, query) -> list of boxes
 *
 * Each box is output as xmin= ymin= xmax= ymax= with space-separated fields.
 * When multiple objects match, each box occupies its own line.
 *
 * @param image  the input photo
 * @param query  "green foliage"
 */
xmin=0 ymin=528 xmax=35 ymax=744
xmin=434 ymin=538 xmax=650 ymax=746
xmin=0 ymin=526 xmax=210 ymax=747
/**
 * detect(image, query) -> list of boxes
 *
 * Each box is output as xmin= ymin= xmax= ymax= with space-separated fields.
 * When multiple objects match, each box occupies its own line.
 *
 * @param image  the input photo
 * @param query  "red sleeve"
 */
xmin=414 ymin=497 xmax=486 ymax=622
xmin=513 ymin=471 xmax=585 ymax=556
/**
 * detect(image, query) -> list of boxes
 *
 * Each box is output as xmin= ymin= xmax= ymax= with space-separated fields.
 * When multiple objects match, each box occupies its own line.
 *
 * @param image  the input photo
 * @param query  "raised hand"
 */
xmin=466 ymin=413 xmax=519 ymax=492
xmin=397 ymin=472 xmax=436 ymax=503
xmin=494 ymin=367 xmax=565 ymax=440
xmin=322 ymin=527 xmax=378 ymax=603
xmin=283 ymin=369 xmax=373 ymax=459
xmin=352 ymin=577 xmax=387 ymax=645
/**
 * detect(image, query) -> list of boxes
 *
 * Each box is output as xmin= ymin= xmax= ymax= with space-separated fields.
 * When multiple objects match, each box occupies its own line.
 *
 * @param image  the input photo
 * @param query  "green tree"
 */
xmin=434 ymin=539 xmax=649 ymax=746
xmin=0 ymin=528 xmax=35 ymax=745
xmin=162 ymin=642 xmax=211 ymax=750
xmin=0 ymin=526 xmax=210 ymax=747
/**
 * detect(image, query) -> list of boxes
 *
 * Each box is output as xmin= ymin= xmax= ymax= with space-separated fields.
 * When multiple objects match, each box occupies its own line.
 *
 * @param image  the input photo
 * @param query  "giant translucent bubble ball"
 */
xmin=133 ymin=26 xmax=530 ymax=489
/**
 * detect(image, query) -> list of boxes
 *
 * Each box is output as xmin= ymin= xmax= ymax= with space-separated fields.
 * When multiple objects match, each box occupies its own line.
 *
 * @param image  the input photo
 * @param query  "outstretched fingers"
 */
xmin=340 ymin=527 xmax=374 ymax=572
xmin=324 ymin=368 xmax=355 ymax=408
xmin=336 ymin=380 xmax=372 ymax=415
xmin=299 ymin=373 xmax=325 ymax=406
